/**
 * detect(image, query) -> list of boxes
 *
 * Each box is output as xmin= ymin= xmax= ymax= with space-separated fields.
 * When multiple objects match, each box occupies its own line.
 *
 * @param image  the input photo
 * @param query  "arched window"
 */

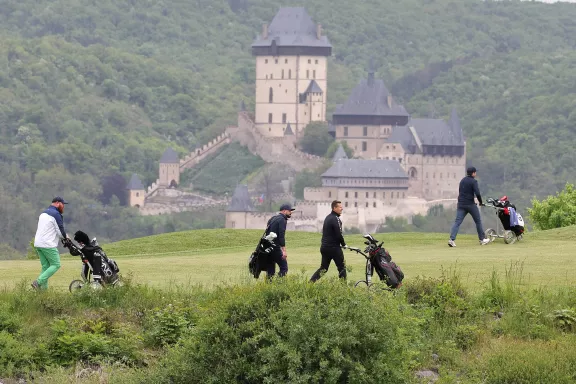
xmin=269 ymin=87 xmax=273 ymax=103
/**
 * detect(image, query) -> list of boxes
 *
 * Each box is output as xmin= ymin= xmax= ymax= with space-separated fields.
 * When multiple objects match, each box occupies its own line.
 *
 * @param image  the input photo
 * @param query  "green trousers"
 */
xmin=35 ymin=247 xmax=61 ymax=289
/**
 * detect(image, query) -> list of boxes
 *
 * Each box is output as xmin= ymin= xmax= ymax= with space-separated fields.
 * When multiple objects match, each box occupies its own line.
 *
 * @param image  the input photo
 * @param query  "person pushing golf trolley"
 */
xmin=343 ymin=234 xmax=404 ymax=289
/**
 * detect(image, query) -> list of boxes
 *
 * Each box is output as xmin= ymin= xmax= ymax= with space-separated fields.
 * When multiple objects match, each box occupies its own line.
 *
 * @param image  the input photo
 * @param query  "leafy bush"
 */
xmin=324 ymin=141 xmax=354 ymax=159
xmin=528 ymin=183 xmax=576 ymax=230
xmin=299 ymin=122 xmax=334 ymax=156
xmin=144 ymin=304 xmax=195 ymax=347
xmin=0 ymin=331 xmax=45 ymax=377
xmin=148 ymin=278 xmax=421 ymax=383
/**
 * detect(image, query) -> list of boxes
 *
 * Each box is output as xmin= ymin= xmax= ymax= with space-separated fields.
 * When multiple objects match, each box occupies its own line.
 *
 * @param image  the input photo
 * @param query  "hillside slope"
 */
xmin=0 ymin=0 xmax=575 ymax=251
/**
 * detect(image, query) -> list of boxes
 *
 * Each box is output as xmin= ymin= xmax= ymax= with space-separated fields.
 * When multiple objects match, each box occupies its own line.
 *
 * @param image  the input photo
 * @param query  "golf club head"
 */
xmin=362 ymin=234 xmax=375 ymax=243
xmin=264 ymin=232 xmax=277 ymax=241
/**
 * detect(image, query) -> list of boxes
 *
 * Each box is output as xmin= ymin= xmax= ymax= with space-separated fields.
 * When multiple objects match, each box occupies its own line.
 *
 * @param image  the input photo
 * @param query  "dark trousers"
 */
xmin=266 ymin=250 xmax=288 ymax=278
xmin=310 ymin=246 xmax=347 ymax=282
xmin=450 ymin=204 xmax=485 ymax=241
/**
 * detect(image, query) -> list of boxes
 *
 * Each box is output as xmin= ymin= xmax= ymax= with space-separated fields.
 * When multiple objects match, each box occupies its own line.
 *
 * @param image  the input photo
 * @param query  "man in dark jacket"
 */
xmin=265 ymin=203 xmax=294 ymax=278
xmin=310 ymin=200 xmax=347 ymax=282
xmin=449 ymin=167 xmax=490 ymax=247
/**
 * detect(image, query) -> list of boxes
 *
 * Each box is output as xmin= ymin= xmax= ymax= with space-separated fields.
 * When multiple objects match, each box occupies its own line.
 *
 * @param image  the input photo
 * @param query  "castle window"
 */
xmin=313 ymin=70 xmax=316 ymax=78
xmin=136 ymin=192 xmax=139 ymax=197
xmin=306 ymin=70 xmax=309 ymax=78
xmin=344 ymin=127 xmax=348 ymax=136
xmin=231 ymin=221 xmax=235 ymax=228
xmin=265 ymin=59 xmax=268 ymax=64
xmin=362 ymin=142 xmax=367 ymax=152
xmin=366 ymin=192 xmax=369 ymax=198
xmin=373 ymin=192 xmax=376 ymax=198
xmin=269 ymin=87 xmax=273 ymax=103
xmin=275 ymin=59 xmax=278 ymax=64
xmin=363 ymin=126 xmax=368 ymax=136
xmin=366 ymin=202 xmax=369 ymax=208
xmin=354 ymin=192 xmax=358 ymax=198
xmin=453 ymin=173 xmax=456 ymax=178
xmin=354 ymin=202 xmax=357 ymax=207
xmin=315 ymin=59 xmax=318 ymax=64
xmin=433 ymin=173 xmax=436 ymax=178
xmin=345 ymin=202 xmax=348 ymax=207
xmin=289 ymin=69 xmax=291 ymax=79
xmin=282 ymin=113 xmax=286 ymax=123
xmin=285 ymin=59 xmax=288 ymax=64
xmin=373 ymin=202 xmax=377 ymax=208
xmin=308 ymin=59 xmax=311 ymax=64
xmin=270 ymin=73 xmax=273 ymax=79
xmin=282 ymin=69 xmax=284 ymax=79
xmin=268 ymin=113 xmax=272 ymax=123
xmin=329 ymin=191 xmax=332 ymax=197
xmin=383 ymin=192 xmax=386 ymax=199
xmin=345 ymin=192 xmax=349 ymax=198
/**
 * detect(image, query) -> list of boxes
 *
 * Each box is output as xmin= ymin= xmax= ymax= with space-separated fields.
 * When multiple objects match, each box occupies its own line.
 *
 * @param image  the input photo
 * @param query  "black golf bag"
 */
xmin=64 ymin=238 xmax=120 ymax=285
xmin=493 ymin=196 xmax=525 ymax=237
xmin=248 ymin=216 xmax=281 ymax=278
xmin=369 ymin=245 xmax=404 ymax=288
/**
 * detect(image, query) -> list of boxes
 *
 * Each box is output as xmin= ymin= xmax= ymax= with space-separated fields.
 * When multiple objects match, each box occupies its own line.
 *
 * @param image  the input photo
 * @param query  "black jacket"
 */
xmin=321 ymin=211 xmax=346 ymax=248
xmin=457 ymin=175 xmax=483 ymax=206
xmin=266 ymin=213 xmax=288 ymax=248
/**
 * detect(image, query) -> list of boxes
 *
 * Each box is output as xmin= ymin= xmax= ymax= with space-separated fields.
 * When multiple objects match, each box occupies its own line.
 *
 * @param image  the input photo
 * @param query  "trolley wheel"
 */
xmin=88 ymin=281 xmax=103 ymax=290
xmin=69 ymin=280 xmax=84 ymax=293
xmin=504 ymin=230 xmax=517 ymax=244
xmin=485 ymin=228 xmax=497 ymax=242
xmin=354 ymin=280 xmax=370 ymax=288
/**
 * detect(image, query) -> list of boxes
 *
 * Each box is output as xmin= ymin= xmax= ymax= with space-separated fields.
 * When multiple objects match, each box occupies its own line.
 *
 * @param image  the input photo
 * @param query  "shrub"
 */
xmin=148 ymin=278 xmax=421 ymax=383
xmin=0 ymin=331 xmax=45 ymax=377
xmin=144 ymin=303 xmax=195 ymax=347
xmin=528 ymin=183 xmax=576 ymax=230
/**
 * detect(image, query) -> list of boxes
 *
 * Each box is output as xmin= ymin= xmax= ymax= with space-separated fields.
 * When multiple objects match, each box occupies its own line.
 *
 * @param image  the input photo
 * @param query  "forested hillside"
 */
xmin=0 ymin=0 xmax=575 ymax=254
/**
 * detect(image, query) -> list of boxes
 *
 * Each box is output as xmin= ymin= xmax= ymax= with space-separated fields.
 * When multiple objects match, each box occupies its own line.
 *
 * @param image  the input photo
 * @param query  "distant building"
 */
xmin=126 ymin=173 xmax=145 ymax=208
xmin=252 ymin=7 xmax=332 ymax=137
xmin=159 ymin=147 xmax=180 ymax=188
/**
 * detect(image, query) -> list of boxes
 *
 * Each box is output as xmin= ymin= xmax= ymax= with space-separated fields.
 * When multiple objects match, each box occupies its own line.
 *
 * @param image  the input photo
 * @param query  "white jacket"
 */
xmin=34 ymin=206 xmax=67 ymax=248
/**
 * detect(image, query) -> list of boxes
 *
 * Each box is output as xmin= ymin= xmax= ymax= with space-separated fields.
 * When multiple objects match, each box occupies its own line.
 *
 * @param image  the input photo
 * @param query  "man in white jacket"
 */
xmin=31 ymin=196 xmax=69 ymax=290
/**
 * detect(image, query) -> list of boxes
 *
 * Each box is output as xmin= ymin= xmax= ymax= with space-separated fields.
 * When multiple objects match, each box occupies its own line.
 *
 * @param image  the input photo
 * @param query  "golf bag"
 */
xmin=248 ymin=215 xmax=281 ymax=278
xmin=369 ymin=245 xmax=404 ymax=288
xmin=494 ymin=196 xmax=525 ymax=237
xmin=65 ymin=237 xmax=120 ymax=285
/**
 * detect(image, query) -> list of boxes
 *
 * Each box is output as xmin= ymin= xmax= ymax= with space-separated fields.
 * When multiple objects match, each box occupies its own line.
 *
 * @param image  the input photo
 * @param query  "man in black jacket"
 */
xmin=310 ymin=200 xmax=347 ymax=282
xmin=449 ymin=167 xmax=490 ymax=247
xmin=265 ymin=204 xmax=294 ymax=278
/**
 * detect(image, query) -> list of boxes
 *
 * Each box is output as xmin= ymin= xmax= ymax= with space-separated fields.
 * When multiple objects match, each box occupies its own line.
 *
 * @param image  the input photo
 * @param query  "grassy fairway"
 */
xmin=1 ymin=226 xmax=575 ymax=291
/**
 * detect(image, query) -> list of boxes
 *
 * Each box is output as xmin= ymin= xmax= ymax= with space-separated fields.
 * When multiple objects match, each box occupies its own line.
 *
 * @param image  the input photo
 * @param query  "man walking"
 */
xmin=31 ymin=196 xmax=69 ymax=290
xmin=265 ymin=203 xmax=295 ymax=278
xmin=449 ymin=167 xmax=490 ymax=247
xmin=310 ymin=200 xmax=347 ymax=282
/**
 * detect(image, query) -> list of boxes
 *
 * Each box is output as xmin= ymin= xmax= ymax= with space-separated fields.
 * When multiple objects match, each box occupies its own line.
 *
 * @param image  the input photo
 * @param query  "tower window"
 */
xmin=308 ymin=59 xmax=311 ymax=64
xmin=268 ymin=113 xmax=272 ymax=123
xmin=315 ymin=59 xmax=318 ymax=64
xmin=265 ymin=59 xmax=268 ymax=64
xmin=373 ymin=202 xmax=376 ymax=208
xmin=306 ymin=70 xmax=309 ymax=78
xmin=285 ymin=59 xmax=288 ymax=64
xmin=313 ymin=70 xmax=316 ymax=78
xmin=289 ymin=69 xmax=291 ymax=79
xmin=365 ymin=192 xmax=369 ymax=198
xmin=269 ymin=87 xmax=273 ymax=103
xmin=282 ymin=69 xmax=284 ymax=79
xmin=345 ymin=192 xmax=349 ymax=198
xmin=282 ymin=113 xmax=286 ymax=123
xmin=344 ymin=127 xmax=348 ymax=136
xmin=362 ymin=142 xmax=367 ymax=152
xmin=275 ymin=59 xmax=278 ymax=64
xmin=366 ymin=202 xmax=369 ymax=207
xmin=354 ymin=192 xmax=358 ymax=198
xmin=363 ymin=126 xmax=368 ymax=136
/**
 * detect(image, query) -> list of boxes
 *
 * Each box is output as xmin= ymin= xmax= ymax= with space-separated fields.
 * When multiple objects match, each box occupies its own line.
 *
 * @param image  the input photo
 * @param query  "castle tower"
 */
xmin=159 ymin=147 xmax=180 ymax=188
xmin=252 ymin=7 xmax=332 ymax=137
xmin=126 ymin=173 xmax=145 ymax=208
xmin=225 ymin=184 xmax=256 ymax=229
xmin=332 ymin=67 xmax=409 ymax=159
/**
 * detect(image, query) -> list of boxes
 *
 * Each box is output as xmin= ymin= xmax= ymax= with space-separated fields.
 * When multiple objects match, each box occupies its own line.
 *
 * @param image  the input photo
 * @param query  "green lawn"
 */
xmin=1 ymin=227 xmax=575 ymax=291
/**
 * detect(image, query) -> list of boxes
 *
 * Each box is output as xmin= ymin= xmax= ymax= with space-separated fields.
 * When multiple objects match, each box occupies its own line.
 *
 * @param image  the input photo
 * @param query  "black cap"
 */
xmin=279 ymin=203 xmax=295 ymax=211
xmin=467 ymin=167 xmax=477 ymax=175
xmin=52 ymin=196 xmax=69 ymax=204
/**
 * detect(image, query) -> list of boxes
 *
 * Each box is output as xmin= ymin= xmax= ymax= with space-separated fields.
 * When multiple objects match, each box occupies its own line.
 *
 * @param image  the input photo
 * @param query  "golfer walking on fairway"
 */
xmin=31 ymin=196 xmax=69 ymax=290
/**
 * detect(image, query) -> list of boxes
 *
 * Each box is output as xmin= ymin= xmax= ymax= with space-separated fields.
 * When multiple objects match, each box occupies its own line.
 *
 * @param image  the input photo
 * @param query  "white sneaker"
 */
xmin=480 ymin=238 xmax=490 ymax=245
xmin=448 ymin=240 xmax=456 ymax=247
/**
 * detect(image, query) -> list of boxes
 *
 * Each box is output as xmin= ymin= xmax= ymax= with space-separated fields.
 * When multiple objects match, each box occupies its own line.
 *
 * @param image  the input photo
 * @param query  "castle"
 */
xmin=127 ymin=7 xmax=465 ymax=231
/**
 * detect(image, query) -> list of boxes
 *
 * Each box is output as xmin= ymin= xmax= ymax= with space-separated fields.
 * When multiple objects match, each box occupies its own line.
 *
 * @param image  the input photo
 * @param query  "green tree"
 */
xmin=527 ymin=183 xmax=576 ymax=230
xmin=325 ymin=141 xmax=354 ymax=159
xmin=299 ymin=122 xmax=334 ymax=157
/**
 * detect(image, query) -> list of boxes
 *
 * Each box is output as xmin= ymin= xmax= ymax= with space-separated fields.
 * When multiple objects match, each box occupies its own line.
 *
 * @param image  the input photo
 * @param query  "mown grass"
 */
xmin=1 ymin=226 xmax=575 ymax=291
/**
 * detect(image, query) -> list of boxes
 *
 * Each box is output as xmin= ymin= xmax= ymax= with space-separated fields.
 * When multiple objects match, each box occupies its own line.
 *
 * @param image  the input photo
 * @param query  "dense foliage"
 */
xmin=0 ymin=0 xmax=575 ymax=252
xmin=298 ymin=122 xmax=334 ymax=157
xmin=528 ymin=183 xmax=576 ymax=230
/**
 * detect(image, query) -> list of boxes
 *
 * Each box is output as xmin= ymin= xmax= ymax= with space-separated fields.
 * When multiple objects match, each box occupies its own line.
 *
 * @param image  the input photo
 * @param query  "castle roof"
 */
xmin=322 ymin=159 xmax=408 ymax=179
xmin=252 ymin=7 xmax=332 ymax=50
xmin=159 ymin=147 xmax=180 ymax=164
xmin=408 ymin=117 xmax=465 ymax=146
xmin=304 ymin=80 xmax=323 ymax=94
xmin=126 ymin=173 xmax=145 ymax=190
xmin=284 ymin=122 xmax=294 ymax=136
xmin=333 ymin=73 xmax=409 ymax=119
xmin=332 ymin=144 xmax=348 ymax=161
xmin=227 ymin=184 xmax=256 ymax=212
